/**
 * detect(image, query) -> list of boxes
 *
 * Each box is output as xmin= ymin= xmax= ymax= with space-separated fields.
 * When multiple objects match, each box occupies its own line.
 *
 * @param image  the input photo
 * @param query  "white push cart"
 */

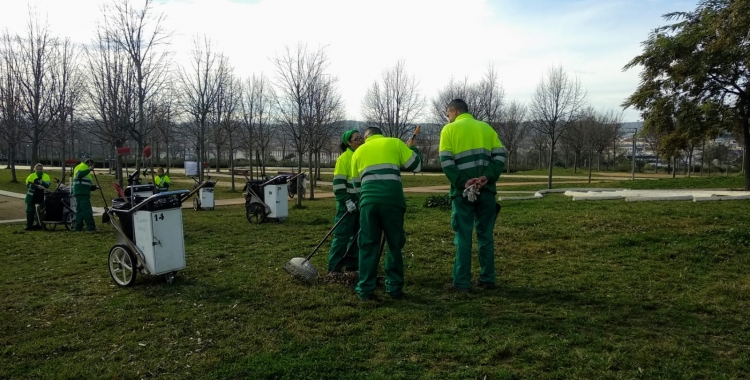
xmin=191 ymin=176 xmax=217 ymax=211
xmin=107 ymin=189 xmax=191 ymax=286
xmin=243 ymin=175 xmax=289 ymax=224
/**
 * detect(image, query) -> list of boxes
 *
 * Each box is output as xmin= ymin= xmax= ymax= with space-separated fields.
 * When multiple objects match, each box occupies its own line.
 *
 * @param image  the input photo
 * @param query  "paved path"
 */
xmin=0 ymin=175 xmax=625 ymax=223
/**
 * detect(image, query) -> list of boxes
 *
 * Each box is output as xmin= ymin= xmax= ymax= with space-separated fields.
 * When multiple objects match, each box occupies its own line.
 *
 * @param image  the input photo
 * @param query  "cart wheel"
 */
xmin=65 ymin=212 xmax=76 ymax=231
xmin=109 ymin=245 xmax=137 ymax=287
xmin=288 ymin=183 xmax=295 ymax=198
xmin=246 ymin=203 xmax=265 ymax=224
xmin=165 ymin=271 xmax=176 ymax=284
xmin=299 ymin=187 xmax=306 ymax=199
xmin=193 ymin=197 xmax=200 ymax=211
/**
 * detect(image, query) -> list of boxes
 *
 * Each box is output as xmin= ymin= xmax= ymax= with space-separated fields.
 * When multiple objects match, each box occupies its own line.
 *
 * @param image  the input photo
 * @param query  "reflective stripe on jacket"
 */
xmin=439 ymin=113 xmax=506 ymax=197
xmin=350 ymin=134 xmax=422 ymax=210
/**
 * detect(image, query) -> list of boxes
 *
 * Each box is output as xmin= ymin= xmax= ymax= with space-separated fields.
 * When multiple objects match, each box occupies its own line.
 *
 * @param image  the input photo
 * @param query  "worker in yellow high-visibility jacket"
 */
xmin=326 ymin=129 xmax=363 ymax=277
xmin=350 ymin=126 xmax=422 ymax=301
xmin=439 ymin=99 xmax=506 ymax=293
xmin=24 ymin=163 xmax=51 ymax=230
xmin=73 ymin=158 xmax=98 ymax=232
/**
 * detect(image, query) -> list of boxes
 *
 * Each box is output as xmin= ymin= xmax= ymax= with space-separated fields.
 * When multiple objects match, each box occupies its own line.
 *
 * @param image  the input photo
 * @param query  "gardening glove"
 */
xmin=463 ymin=184 xmax=480 ymax=202
xmin=345 ymin=199 xmax=357 ymax=213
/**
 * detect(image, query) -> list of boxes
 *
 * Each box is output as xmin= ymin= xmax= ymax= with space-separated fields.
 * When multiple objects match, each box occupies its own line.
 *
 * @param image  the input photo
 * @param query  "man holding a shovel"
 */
xmin=350 ymin=126 xmax=422 ymax=301
xmin=73 ymin=158 xmax=99 ymax=232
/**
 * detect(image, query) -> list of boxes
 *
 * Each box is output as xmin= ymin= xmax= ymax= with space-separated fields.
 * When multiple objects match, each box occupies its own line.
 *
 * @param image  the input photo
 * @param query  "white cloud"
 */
xmin=0 ymin=0 xmax=699 ymax=122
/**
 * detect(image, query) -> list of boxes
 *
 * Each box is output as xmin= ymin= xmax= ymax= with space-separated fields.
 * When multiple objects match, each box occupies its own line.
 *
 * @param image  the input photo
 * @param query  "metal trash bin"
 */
xmin=107 ymin=190 xmax=191 ymax=287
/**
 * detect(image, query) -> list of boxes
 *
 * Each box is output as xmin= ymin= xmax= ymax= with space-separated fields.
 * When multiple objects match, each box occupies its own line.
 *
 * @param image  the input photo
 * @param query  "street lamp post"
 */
xmin=631 ymin=128 xmax=638 ymax=180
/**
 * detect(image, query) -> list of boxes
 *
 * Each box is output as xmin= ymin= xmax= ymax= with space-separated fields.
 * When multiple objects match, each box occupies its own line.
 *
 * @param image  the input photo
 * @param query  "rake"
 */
xmin=283 ymin=211 xmax=351 ymax=284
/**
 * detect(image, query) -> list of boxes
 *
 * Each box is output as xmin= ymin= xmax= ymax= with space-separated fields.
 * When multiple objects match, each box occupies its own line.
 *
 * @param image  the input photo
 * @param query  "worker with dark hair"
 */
xmin=440 ymin=98 xmax=506 ymax=292
xmin=326 ymin=129 xmax=363 ymax=279
xmin=155 ymin=168 xmax=171 ymax=192
xmin=350 ymin=126 xmax=422 ymax=301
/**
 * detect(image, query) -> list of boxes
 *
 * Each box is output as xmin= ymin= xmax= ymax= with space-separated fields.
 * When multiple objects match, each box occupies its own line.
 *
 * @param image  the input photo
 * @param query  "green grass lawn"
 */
xmin=2 ymin=175 xmax=750 ymax=378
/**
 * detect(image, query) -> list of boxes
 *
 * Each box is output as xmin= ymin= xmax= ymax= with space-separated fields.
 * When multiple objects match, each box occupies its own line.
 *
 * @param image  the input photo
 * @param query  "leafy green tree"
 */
xmin=623 ymin=0 xmax=750 ymax=189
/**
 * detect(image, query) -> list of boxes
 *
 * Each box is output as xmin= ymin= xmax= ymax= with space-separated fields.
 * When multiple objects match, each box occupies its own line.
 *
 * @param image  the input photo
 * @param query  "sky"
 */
xmin=0 ymin=0 xmax=700 ymax=123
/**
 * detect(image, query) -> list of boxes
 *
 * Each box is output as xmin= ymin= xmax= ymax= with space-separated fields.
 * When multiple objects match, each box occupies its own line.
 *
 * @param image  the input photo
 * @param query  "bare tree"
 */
xmin=0 ymin=33 xmax=26 ymax=181
xmin=308 ymin=73 xmax=344 ymax=198
xmin=474 ymin=65 xmax=505 ymax=125
xmin=242 ymin=73 xmax=276 ymax=178
xmin=105 ymin=0 xmax=171 ymax=160
xmin=272 ymin=44 xmax=327 ymax=207
xmin=529 ymin=128 xmax=549 ymax=171
xmin=216 ymin=74 xmax=241 ymax=190
xmin=361 ymin=60 xmax=424 ymax=139
xmin=151 ymin=81 xmax=176 ymax=174
xmin=560 ymin=109 xmax=589 ymax=174
xmin=529 ymin=65 xmax=586 ymax=188
xmin=13 ymin=16 xmax=61 ymax=170
xmin=496 ymin=100 xmax=528 ymax=173
xmin=52 ymin=38 xmax=84 ymax=174
xmin=177 ymin=36 xmax=229 ymax=182
xmin=592 ymin=110 xmax=623 ymax=173
xmin=431 ymin=77 xmax=472 ymax=125
xmin=83 ymin=26 xmax=137 ymax=186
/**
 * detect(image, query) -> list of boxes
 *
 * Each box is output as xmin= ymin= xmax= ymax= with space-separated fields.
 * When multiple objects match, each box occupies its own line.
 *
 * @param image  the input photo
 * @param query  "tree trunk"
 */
xmin=588 ymin=148 xmax=593 ymax=183
xmin=247 ymin=148 xmax=260 ymax=179
xmin=9 ymin=145 xmax=18 ymax=182
xmin=573 ymin=152 xmax=578 ymax=174
xmin=216 ymin=145 xmax=221 ymax=173
xmin=672 ymin=156 xmax=677 ymax=179
xmin=308 ymin=150 xmax=315 ymax=200
xmin=547 ymin=142 xmax=555 ymax=189
xmin=687 ymin=152 xmax=692 ymax=178
xmin=260 ymin=148 xmax=266 ymax=177
xmin=230 ymin=149 xmax=236 ymax=192
xmin=506 ymin=149 xmax=512 ymax=173
xmin=166 ymin=140 xmax=171 ymax=175
xmin=743 ymin=115 xmax=750 ymax=190
xmin=296 ymin=154 xmax=303 ymax=207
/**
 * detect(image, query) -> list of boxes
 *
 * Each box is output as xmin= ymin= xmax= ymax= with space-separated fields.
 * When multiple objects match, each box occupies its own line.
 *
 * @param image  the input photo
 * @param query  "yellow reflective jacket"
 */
xmin=350 ymin=134 xmax=422 ymax=210
xmin=25 ymin=172 xmax=51 ymax=204
xmin=332 ymin=148 xmax=358 ymax=208
xmin=155 ymin=174 xmax=171 ymax=190
xmin=73 ymin=162 xmax=95 ymax=196
xmin=439 ymin=113 xmax=506 ymax=197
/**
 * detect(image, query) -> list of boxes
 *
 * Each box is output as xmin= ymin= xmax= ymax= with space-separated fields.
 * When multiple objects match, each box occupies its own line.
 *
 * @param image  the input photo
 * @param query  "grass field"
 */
xmin=1 ymin=174 xmax=749 ymax=378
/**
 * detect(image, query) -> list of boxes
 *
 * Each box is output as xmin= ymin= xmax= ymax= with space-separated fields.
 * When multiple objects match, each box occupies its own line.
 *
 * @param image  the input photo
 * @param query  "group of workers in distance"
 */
xmin=24 ymin=158 xmax=172 ymax=232
xmin=327 ymin=98 xmax=507 ymax=301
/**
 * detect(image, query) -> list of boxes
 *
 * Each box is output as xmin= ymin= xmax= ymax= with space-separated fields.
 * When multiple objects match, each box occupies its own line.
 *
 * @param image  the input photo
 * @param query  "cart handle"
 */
xmin=125 ymin=190 xmax=191 ymax=214
xmin=179 ymin=180 xmax=210 ymax=203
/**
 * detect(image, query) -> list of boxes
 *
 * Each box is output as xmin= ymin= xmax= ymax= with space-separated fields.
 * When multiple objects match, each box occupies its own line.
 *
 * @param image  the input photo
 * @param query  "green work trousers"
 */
xmin=327 ymin=208 xmax=360 ymax=272
xmin=356 ymin=203 xmax=405 ymax=298
xmin=74 ymin=195 xmax=96 ymax=231
xmin=450 ymin=191 xmax=499 ymax=289
xmin=26 ymin=201 xmax=42 ymax=228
